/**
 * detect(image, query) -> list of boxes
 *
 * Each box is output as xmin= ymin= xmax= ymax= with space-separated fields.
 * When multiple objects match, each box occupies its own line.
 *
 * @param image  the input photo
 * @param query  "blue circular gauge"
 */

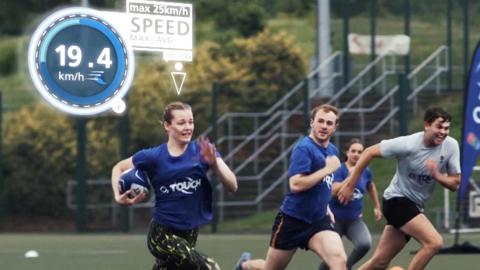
xmin=28 ymin=8 xmax=135 ymax=116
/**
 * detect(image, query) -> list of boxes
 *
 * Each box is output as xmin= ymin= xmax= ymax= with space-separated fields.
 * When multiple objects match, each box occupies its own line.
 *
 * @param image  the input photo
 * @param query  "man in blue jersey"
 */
xmin=338 ymin=107 xmax=461 ymax=270
xmin=262 ymin=104 xmax=347 ymax=270
xmin=111 ymin=102 xmax=238 ymax=270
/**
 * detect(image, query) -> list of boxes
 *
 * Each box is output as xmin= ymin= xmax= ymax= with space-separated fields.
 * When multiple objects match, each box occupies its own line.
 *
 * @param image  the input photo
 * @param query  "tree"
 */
xmin=126 ymin=61 xmax=175 ymax=151
xmin=187 ymin=30 xmax=306 ymax=113
xmin=209 ymin=0 xmax=267 ymax=38
xmin=229 ymin=2 xmax=267 ymax=37
xmin=0 ymin=0 xmax=118 ymax=35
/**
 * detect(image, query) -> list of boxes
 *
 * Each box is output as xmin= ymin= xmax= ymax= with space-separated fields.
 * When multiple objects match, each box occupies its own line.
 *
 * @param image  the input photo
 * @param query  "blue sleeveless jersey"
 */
xmin=329 ymin=163 xmax=372 ymax=220
xmin=132 ymin=141 xmax=214 ymax=230
xmin=280 ymin=136 xmax=339 ymax=224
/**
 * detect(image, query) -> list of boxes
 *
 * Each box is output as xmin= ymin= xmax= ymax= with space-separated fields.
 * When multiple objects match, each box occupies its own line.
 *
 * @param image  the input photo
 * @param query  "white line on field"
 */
xmin=0 ymin=250 xmax=128 ymax=255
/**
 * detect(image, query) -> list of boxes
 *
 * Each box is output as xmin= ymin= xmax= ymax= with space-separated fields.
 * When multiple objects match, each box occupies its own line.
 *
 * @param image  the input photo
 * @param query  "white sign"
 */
xmin=101 ymin=0 xmax=193 ymax=62
xmin=348 ymin=34 xmax=410 ymax=56
xmin=469 ymin=191 xmax=480 ymax=218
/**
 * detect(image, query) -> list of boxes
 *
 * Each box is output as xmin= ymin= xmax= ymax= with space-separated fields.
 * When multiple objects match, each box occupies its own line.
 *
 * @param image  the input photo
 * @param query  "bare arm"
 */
xmin=290 ymin=156 xmax=340 ymax=193
xmin=425 ymin=159 xmax=460 ymax=191
xmin=437 ymin=173 xmax=461 ymax=191
xmin=111 ymin=157 xmax=146 ymax=205
xmin=211 ymin=158 xmax=238 ymax=192
xmin=199 ymin=137 xmax=238 ymax=192
xmin=367 ymin=181 xmax=382 ymax=221
xmin=331 ymin=182 xmax=342 ymax=196
xmin=337 ymin=144 xmax=382 ymax=204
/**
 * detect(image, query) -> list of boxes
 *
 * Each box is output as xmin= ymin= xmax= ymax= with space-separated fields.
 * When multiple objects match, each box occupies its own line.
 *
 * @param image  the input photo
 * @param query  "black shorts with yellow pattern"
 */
xmin=147 ymin=220 xmax=220 ymax=270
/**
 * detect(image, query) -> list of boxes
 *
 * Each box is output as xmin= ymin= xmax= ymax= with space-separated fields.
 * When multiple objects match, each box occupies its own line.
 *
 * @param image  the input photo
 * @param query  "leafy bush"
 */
xmin=2 ymin=104 xmax=122 ymax=217
xmin=232 ymin=30 xmax=306 ymax=105
xmin=127 ymin=61 xmax=175 ymax=151
xmin=229 ymin=2 xmax=267 ymax=37
xmin=209 ymin=0 xmax=267 ymax=38
xmin=187 ymin=30 xmax=306 ymax=113
xmin=3 ymin=103 xmax=76 ymax=217
xmin=0 ymin=38 xmax=18 ymax=75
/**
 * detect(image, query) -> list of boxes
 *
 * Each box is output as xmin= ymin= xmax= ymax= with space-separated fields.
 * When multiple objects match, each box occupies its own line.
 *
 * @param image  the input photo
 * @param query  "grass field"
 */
xmin=1 ymin=233 xmax=479 ymax=270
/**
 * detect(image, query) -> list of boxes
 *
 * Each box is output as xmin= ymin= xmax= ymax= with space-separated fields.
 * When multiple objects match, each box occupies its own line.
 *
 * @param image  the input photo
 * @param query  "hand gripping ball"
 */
xmin=118 ymin=167 xmax=151 ymax=197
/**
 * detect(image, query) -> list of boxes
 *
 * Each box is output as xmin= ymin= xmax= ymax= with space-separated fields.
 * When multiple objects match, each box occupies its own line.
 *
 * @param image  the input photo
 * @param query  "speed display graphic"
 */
xmin=28 ymin=8 xmax=135 ymax=116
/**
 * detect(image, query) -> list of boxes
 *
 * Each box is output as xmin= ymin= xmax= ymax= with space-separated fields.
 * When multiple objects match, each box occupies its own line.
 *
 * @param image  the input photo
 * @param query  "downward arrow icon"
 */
xmin=171 ymin=72 xmax=186 ymax=95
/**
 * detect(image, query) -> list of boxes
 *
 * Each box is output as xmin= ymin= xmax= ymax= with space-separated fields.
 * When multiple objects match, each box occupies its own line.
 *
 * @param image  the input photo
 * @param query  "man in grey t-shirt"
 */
xmin=337 ymin=107 xmax=461 ymax=270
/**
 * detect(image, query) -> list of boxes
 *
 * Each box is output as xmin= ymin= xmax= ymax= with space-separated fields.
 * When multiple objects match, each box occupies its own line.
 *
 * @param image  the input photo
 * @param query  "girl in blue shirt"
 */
xmin=320 ymin=139 xmax=382 ymax=270
xmin=111 ymin=102 xmax=237 ymax=270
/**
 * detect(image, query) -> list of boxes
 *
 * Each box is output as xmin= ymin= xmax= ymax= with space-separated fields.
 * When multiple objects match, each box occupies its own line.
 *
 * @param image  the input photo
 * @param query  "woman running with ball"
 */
xmin=111 ymin=101 xmax=238 ymax=270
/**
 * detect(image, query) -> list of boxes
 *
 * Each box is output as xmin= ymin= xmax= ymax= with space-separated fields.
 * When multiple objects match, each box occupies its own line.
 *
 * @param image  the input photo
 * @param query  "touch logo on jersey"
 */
xmin=323 ymin=173 xmax=334 ymax=190
xmin=159 ymin=177 xmax=202 ymax=195
xmin=352 ymin=188 xmax=364 ymax=200
xmin=408 ymin=172 xmax=433 ymax=184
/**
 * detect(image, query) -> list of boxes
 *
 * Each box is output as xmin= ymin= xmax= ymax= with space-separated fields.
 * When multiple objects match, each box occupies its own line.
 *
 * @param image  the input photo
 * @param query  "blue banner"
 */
xmin=461 ymin=41 xmax=480 ymax=201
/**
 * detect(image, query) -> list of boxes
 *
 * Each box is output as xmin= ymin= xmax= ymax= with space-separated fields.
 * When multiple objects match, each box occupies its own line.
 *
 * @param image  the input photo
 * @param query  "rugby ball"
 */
xmin=118 ymin=168 xmax=151 ymax=197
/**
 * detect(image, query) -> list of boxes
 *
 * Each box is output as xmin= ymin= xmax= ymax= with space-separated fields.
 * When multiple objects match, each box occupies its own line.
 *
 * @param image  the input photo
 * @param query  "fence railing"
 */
xmin=336 ymin=45 xmax=449 ymax=138
xmin=200 ymin=52 xmax=343 ymax=146
xmin=212 ymin=52 xmax=404 ymax=221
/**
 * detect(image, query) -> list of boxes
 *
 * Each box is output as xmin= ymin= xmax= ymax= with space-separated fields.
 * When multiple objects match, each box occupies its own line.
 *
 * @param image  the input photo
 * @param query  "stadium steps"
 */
xmin=212 ymin=46 xmax=449 ymax=222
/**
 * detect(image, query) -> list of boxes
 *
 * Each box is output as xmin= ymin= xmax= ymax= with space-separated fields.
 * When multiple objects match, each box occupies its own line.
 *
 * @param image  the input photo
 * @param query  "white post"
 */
xmin=317 ymin=0 xmax=333 ymax=97
xmin=444 ymin=188 xmax=450 ymax=229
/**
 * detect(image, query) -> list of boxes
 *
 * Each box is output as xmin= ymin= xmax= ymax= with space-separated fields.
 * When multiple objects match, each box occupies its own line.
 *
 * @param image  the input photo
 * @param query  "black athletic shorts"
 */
xmin=269 ymin=211 xmax=335 ymax=250
xmin=383 ymin=196 xmax=421 ymax=229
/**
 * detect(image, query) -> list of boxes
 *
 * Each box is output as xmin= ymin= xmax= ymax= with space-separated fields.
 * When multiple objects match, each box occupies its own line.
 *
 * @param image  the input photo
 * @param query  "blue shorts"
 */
xmin=269 ymin=211 xmax=335 ymax=250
